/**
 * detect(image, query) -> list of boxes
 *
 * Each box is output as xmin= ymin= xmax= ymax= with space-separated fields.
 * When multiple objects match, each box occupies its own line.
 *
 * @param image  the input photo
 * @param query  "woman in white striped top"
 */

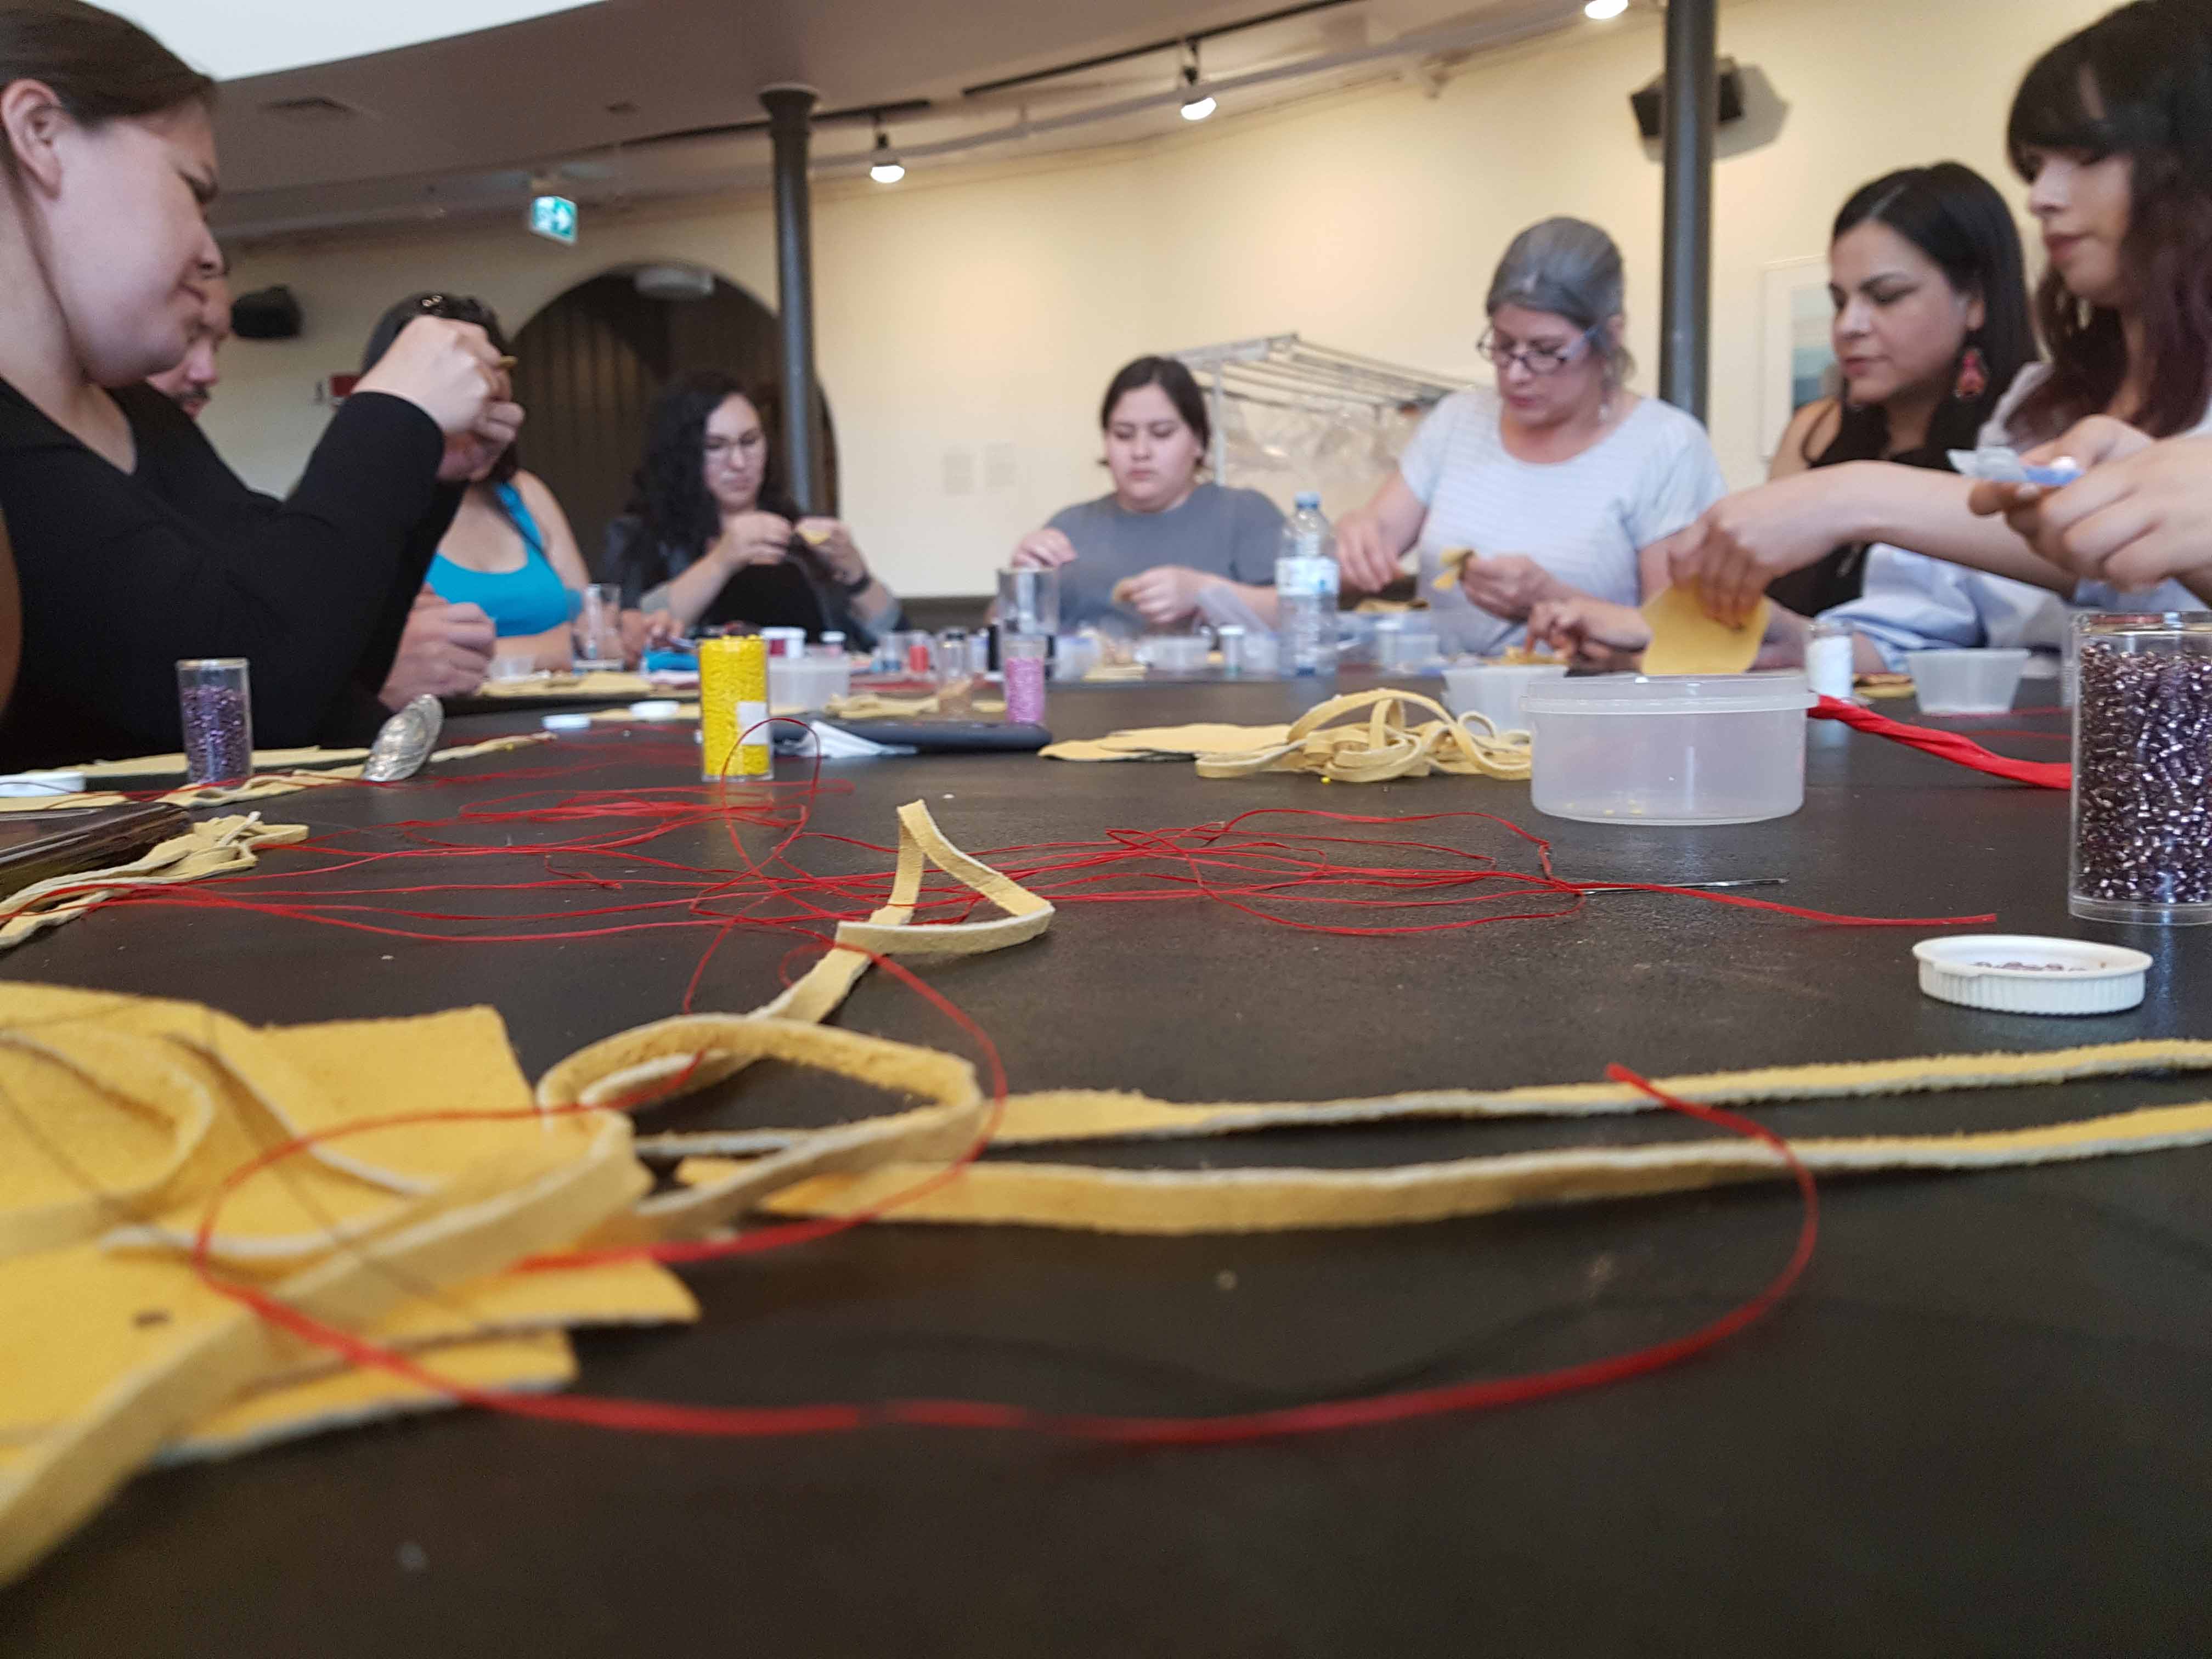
xmin=1332 ymin=217 xmax=1728 ymax=657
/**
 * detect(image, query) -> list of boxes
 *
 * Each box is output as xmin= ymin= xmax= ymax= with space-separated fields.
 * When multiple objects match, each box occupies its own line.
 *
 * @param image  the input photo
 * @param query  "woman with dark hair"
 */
xmin=1332 ymin=218 xmax=1728 ymax=658
xmin=362 ymin=293 xmax=593 ymax=672
xmin=605 ymin=371 xmax=898 ymax=645
xmin=1532 ymin=164 xmax=2038 ymax=667
xmin=1012 ymin=355 xmax=1284 ymax=631
xmin=1665 ymin=0 xmax=2212 ymax=644
xmin=0 ymin=0 xmax=513 ymax=769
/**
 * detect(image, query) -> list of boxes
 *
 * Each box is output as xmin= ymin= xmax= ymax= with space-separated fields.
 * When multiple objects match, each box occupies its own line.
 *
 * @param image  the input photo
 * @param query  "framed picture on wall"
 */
xmin=1759 ymin=257 xmax=1838 ymax=461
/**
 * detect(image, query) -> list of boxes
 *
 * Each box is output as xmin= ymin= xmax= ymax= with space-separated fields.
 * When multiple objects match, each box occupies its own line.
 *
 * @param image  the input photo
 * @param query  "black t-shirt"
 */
xmin=602 ymin=505 xmax=885 ymax=647
xmin=0 ymin=382 xmax=455 ymax=770
xmin=1766 ymin=441 xmax=1960 ymax=617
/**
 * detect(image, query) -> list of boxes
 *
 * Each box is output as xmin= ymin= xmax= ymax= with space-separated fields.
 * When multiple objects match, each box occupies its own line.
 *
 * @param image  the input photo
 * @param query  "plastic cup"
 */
xmin=573 ymin=584 xmax=624 ymax=672
xmin=1441 ymin=662 xmax=1568 ymax=731
xmin=997 ymin=567 xmax=1061 ymax=638
xmin=1904 ymin=648 xmax=2029 ymax=715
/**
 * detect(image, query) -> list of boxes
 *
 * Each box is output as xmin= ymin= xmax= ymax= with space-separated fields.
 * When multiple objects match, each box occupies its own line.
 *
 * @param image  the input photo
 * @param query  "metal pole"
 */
xmin=1658 ymin=0 xmax=1716 ymax=421
xmin=760 ymin=83 xmax=825 ymax=513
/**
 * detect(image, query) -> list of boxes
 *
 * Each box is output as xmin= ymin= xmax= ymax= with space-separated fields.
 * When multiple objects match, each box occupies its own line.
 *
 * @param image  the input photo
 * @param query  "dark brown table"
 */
xmin=4 ymin=678 xmax=2208 ymax=1657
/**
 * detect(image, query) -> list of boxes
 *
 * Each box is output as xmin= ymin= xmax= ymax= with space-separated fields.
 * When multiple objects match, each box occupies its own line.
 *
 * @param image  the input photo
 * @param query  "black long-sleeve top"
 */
xmin=0 ymin=380 xmax=457 ymax=771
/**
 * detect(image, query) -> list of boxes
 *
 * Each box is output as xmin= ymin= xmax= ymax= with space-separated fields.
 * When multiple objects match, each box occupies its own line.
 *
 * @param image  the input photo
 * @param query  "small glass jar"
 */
xmin=1002 ymin=633 xmax=1048 ymax=725
xmin=2070 ymin=612 xmax=2212 ymax=926
xmin=176 ymin=658 xmax=253 ymax=785
xmin=1216 ymin=625 xmax=1246 ymax=679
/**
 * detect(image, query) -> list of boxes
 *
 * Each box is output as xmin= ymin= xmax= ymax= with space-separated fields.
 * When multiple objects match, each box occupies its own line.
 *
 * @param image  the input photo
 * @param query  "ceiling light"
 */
xmin=105 ymin=0 xmax=603 ymax=81
xmin=1584 ymin=0 xmax=1629 ymax=18
xmin=868 ymin=128 xmax=905 ymax=184
xmin=1180 ymin=54 xmax=1216 ymax=122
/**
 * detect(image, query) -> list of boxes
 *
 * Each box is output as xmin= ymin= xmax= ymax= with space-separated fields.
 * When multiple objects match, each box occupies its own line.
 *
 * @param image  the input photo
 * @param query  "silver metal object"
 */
xmin=362 ymin=695 xmax=443 ymax=782
xmin=1575 ymin=878 xmax=1784 ymax=895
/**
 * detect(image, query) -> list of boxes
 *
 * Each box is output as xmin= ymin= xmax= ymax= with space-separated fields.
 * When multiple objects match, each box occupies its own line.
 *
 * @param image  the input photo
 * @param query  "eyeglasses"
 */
xmin=1477 ymin=324 xmax=1600 ymax=376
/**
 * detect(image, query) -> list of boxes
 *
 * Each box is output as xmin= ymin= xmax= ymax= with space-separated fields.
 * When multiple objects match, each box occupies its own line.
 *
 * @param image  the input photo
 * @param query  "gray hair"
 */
xmin=1486 ymin=217 xmax=1633 ymax=383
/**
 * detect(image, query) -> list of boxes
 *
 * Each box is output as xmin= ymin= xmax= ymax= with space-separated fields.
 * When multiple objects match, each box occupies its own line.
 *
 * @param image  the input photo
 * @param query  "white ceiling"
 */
xmin=207 ymin=0 xmax=1599 ymax=244
xmin=109 ymin=0 xmax=606 ymax=82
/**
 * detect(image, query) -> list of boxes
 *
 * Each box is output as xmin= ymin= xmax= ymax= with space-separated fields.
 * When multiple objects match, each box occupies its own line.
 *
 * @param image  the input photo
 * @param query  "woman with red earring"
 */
xmin=1757 ymin=162 xmax=2035 ymax=616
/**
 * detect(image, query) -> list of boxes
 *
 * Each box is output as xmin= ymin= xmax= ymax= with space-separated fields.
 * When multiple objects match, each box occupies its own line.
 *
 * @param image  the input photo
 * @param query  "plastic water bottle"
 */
xmin=1276 ymin=492 xmax=1340 ymax=676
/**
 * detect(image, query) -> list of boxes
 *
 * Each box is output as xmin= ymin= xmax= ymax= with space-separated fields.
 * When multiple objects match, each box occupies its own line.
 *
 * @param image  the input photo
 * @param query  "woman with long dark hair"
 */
xmin=1664 ymin=0 xmax=2212 ymax=639
xmin=605 ymin=371 xmax=898 ymax=645
xmin=1012 ymin=355 xmax=1284 ymax=631
xmin=1532 ymin=163 xmax=2037 ymax=667
xmin=0 ymin=0 xmax=512 ymax=769
xmin=362 ymin=292 xmax=595 ymax=672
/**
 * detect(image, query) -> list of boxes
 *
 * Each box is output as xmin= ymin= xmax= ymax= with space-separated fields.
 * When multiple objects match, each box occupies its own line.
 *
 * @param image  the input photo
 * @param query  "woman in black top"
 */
xmin=605 ymin=371 xmax=900 ymax=647
xmin=1761 ymin=162 xmax=2039 ymax=616
xmin=0 ymin=0 xmax=516 ymax=770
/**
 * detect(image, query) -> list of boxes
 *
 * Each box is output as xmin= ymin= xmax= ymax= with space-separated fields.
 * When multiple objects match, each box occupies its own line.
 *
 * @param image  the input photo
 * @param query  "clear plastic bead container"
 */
xmin=2070 ymin=612 xmax=2212 ymax=926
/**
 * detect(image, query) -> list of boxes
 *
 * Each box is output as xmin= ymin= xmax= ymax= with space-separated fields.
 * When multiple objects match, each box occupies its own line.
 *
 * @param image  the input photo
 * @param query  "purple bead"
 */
xmin=180 ymin=684 xmax=252 ymax=784
xmin=2073 ymin=640 xmax=2212 ymax=906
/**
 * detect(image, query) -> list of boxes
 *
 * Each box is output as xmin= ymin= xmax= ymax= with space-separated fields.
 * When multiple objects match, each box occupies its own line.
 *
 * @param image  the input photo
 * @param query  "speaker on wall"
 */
xmin=231 ymin=285 xmax=303 ymax=341
xmin=1630 ymin=58 xmax=1746 ymax=140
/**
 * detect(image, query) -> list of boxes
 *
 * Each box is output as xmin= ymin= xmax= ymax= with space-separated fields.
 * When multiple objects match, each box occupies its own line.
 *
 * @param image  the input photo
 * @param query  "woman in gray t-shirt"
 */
xmin=1013 ymin=356 xmax=1284 ymax=631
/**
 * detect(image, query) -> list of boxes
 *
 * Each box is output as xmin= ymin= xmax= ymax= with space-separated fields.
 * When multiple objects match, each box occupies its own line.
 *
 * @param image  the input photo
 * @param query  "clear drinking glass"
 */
xmin=2070 ymin=612 xmax=2212 ymax=926
xmin=997 ymin=567 xmax=1061 ymax=638
xmin=573 ymin=584 xmax=624 ymax=672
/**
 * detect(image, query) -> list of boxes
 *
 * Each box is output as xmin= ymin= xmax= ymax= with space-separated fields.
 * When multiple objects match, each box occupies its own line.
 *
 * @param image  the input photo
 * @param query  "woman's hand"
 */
xmin=1119 ymin=565 xmax=1218 ymax=628
xmin=1012 ymin=528 xmax=1079 ymax=570
xmin=1967 ymin=419 xmax=2212 ymax=590
xmin=795 ymin=517 xmax=868 ymax=586
xmin=1662 ymin=470 xmax=1858 ymax=626
xmin=1331 ymin=507 xmax=1402 ymax=594
xmin=1458 ymin=554 xmax=1567 ymax=622
xmin=437 ymin=402 xmax=524 ymax=485
xmin=618 ymin=608 xmax=685 ymax=665
xmin=713 ymin=511 xmax=795 ymax=571
xmin=1528 ymin=595 xmax=1651 ymax=672
xmin=356 ymin=317 xmax=506 ymax=437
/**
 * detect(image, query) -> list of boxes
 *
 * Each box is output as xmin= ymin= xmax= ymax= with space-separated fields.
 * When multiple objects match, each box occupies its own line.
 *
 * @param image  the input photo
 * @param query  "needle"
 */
xmin=1571 ymin=878 xmax=1786 ymax=894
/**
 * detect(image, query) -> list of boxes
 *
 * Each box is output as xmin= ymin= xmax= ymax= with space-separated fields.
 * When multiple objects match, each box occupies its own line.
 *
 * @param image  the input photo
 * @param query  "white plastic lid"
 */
xmin=627 ymin=700 xmax=683 ymax=719
xmin=541 ymin=713 xmax=592 ymax=732
xmin=1912 ymin=935 xmax=2152 ymax=1016
xmin=1520 ymin=671 xmax=1813 ymax=716
xmin=0 ymin=770 xmax=86 ymax=798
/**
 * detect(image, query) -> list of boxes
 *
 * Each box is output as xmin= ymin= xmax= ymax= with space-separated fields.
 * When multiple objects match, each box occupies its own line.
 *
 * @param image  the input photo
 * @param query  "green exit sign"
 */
xmin=528 ymin=194 xmax=577 ymax=245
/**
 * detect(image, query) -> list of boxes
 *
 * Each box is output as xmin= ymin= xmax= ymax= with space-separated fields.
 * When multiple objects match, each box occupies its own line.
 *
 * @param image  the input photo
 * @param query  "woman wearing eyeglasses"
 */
xmin=1331 ymin=217 xmax=1727 ymax=657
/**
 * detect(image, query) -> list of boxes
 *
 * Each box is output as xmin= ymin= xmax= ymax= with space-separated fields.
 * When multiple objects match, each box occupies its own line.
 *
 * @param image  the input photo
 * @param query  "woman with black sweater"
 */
xmin=0 ymin=0 xmax=516 ymax=771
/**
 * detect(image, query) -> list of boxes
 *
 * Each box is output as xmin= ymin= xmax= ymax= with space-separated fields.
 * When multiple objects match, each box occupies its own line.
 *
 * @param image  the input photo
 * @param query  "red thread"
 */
xmin=1812 ymin=696 xmax=2072 ymax=789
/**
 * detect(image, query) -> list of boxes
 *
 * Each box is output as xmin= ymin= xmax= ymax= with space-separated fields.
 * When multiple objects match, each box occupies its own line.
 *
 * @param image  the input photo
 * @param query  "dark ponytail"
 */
xmin=0 ymin=0 xmax=213 ymax=151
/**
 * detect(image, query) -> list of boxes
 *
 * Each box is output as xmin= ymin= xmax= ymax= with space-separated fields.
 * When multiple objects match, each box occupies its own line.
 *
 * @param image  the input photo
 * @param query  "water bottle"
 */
xmin=1276 ymin=492 xmax=1340 ymax=676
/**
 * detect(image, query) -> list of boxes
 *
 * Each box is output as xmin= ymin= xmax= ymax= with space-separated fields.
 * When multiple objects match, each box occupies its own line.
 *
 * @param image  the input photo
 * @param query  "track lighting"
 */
xmin=868 ymin=126 xmax=905 ymax=184
xmin=1179 ymin=44 xmax=1216 ymax=121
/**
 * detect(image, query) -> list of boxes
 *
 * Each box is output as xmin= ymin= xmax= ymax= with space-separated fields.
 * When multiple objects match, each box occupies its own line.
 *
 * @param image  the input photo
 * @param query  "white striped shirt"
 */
xmin=1398 ymin=387 xmax=1728 ymax=656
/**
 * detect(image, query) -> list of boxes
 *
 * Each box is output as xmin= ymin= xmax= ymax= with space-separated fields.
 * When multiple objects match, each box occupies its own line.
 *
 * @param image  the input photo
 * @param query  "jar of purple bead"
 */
xmin=176 ymin=658 xmax=254 ymax=786
xmin=2070 ymin=613 xmax=2212 ymax=927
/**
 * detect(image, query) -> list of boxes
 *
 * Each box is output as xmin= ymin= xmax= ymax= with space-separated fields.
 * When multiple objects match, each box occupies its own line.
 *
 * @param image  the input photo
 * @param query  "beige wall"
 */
xmin=209 ymin=0 xmax=2111 ymax=596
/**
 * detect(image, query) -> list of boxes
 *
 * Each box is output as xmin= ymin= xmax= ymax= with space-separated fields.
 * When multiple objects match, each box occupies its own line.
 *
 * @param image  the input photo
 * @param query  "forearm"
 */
xmin=510 ymin=622 xmax=575 ymax=672
xmin=847 ymin=577 xmax=898 ymax=629
xmin=649 ymin=554 xmax=733 ymax=628
xmin=1850 ymin=462 xmax=2075 ymax=595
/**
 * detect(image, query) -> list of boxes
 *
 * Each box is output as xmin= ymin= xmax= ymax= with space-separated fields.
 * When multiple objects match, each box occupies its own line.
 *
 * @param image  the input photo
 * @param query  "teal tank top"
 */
xmin=425 ymin=482 xmax=574 ymax=637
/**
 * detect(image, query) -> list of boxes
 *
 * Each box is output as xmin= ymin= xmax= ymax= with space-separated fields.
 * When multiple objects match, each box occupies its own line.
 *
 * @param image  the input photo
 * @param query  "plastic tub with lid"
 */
xmin=1523 ymin=672 xmax=1815 ymax=825
xmin=1905 ymin=647 xmax=2030 ymax=715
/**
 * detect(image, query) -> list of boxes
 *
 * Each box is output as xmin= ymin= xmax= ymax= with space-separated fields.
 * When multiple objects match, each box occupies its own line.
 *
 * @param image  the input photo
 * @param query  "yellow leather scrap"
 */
xmin=0 ymin=1103 xmax=644 ymax=1584
xmin=1431 ymin=545 xmax=1475 ymax=592
xmin=737 ymin=1095 xmax=2212 ymax=1234
xmin=478 ymin=670 xmax=657 ymax=699
xmin=538 ymin=799 xmax=1050 ymax=1117
xmin=0 ymin=733 xmax=552 ymax=813
xmin=1040 ymin=723 xmax=1293 ymax=764
xmin=824 ymin=691 xmax=1006 ymax=720
xmin=0 ymin=814 xmax=308 ymax=951
xmin=160 ymin=1331 xmax=577 ymax=1465
xmin=1192 ymin=689 xmax=1531 ymax=783
xmin=1639 ymin=585 xmax=1769 ymax=675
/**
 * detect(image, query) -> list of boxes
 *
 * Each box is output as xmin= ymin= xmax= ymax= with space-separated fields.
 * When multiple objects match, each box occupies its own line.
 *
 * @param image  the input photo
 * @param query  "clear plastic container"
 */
xmin=1442 ymin=662 xmax=1567 ymax=731
xmin=2070 ymin=612 xmax=2212 ymax=926
xmin=1523 ymin=672 xmax=1815 ymax=826
xmin=1905 ymin=647 xmax=2029 ymax=714
xmin=1141 ymin=635 xmax=1211 ymax=676
xmin=1805 ymin=618 xmax=1854 ymax=701
xmin=997 ymin=567 xmax=1061 ymax=638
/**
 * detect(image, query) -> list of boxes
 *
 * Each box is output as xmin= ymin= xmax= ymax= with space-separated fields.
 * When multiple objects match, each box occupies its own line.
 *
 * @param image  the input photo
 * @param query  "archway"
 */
xmin=509 ymin=266 xmax=838 ymax=571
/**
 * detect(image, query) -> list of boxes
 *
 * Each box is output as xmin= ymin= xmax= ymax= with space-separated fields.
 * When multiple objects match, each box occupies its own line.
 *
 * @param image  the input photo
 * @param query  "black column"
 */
xmin=760 ymin=84 xmax=825 ymax=514
xmin=1658 ymin=0 xmax=1716 ymax=421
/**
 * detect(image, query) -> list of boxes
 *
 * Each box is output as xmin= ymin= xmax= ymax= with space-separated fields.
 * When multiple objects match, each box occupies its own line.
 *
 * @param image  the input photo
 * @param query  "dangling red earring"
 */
xmin=1954 ymin=345 xmax=1988 ymax=403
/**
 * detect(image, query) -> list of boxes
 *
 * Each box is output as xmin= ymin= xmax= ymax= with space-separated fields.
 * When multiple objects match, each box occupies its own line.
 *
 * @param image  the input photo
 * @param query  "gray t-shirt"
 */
xmin=1045 ymin=482 xmax=1284 ymax=628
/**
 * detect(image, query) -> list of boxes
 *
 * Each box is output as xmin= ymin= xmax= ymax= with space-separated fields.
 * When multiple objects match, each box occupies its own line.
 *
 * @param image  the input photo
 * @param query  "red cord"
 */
xmin=1813 ymin=696 xmax=2072 ymax=789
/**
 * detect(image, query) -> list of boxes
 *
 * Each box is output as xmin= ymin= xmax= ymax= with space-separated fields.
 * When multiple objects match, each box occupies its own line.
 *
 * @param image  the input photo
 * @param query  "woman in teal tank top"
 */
xmin=365 ymin=294 xmax=600 ymax=673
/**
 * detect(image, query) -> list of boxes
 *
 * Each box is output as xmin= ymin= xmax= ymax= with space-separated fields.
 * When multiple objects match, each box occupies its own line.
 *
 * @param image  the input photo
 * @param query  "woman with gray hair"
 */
xmin=1334 ymin=216 xmax=1727 ymax=656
